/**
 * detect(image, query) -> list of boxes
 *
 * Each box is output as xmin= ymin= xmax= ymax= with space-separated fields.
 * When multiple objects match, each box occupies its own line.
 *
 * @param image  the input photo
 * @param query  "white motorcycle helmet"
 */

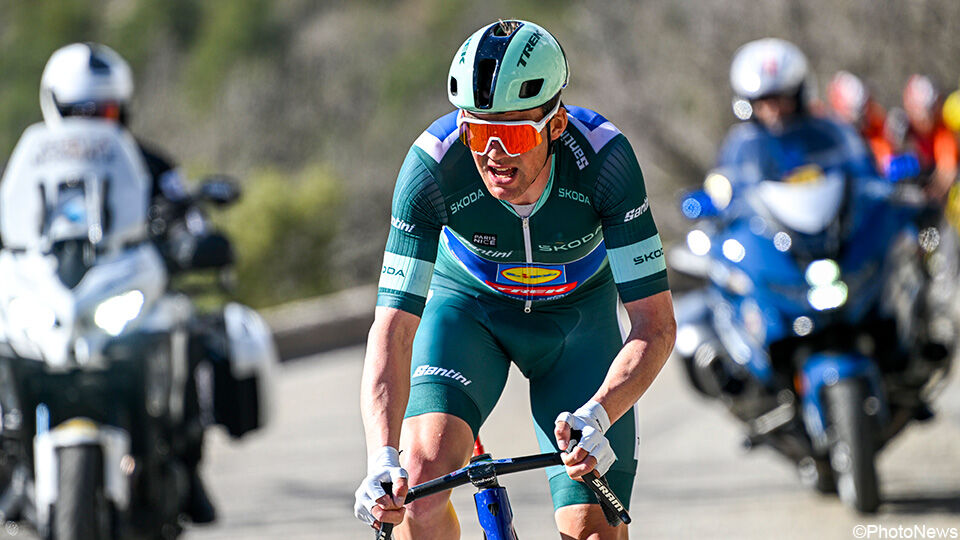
xmin=729 ymin=38 xmax=811 ymax=119
xmin=40 ymin=42 xmax=133 ymax=126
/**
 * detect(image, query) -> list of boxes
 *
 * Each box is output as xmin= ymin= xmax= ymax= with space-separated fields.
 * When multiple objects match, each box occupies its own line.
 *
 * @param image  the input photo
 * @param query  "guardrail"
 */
xmin=260 ymin=285 xmax=376 ymax=361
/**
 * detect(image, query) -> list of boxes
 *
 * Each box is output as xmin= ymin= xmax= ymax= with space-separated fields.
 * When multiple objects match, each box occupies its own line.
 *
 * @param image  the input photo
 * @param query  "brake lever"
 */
xmin=374 ymin=481 xmax=394 ymax=540
xmin=566 ymin=429 xmax=632 ymax=526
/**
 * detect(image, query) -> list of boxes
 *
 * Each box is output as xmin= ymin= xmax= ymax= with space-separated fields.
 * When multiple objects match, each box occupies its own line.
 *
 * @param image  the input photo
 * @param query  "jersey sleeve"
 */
xmin=376 ymin=147 xmax=446 ymax=316
xmin=592 ymin=135 xmax=670 ymax=302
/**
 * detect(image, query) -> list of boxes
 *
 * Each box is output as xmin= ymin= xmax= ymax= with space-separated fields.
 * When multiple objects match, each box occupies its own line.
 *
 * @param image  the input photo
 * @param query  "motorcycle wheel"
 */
xmin=52 ymin=445 xmax=113 ymax=540
xmin=826 ymin=379 xmax=880 ymax=513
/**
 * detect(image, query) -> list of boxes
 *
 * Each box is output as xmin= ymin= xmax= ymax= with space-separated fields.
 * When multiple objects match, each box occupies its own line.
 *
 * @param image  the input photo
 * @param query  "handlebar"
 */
xmin=375 ymin=442 xmax=630 ymax=538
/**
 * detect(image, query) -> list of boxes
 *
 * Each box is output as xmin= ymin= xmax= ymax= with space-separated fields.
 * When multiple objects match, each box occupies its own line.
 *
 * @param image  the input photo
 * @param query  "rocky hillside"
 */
xmin=1 ymin=0 xmax=958 ymax=305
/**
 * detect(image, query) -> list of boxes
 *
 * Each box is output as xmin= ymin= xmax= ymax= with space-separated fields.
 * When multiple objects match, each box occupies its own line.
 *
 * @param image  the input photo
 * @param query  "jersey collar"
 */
xmin=497 ymin=153 xmax=556 ymax=219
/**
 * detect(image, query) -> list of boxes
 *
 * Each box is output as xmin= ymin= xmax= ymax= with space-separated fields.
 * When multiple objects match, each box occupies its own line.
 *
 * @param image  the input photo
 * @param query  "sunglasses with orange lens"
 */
xmin=457 ymin=100 xmax=561 ymax=157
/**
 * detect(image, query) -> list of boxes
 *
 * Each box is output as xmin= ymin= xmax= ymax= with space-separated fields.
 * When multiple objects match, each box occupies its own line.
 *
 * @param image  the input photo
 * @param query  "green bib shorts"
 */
xmin=405 ymin=276 xmax=639 ymax=510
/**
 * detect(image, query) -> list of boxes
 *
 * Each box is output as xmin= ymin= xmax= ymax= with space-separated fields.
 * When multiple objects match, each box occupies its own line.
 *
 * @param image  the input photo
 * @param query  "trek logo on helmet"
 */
xmin=517 ymin=29 xmax=544 ymax=67
xmin=458 ymin=37 xmax=472 ymax=65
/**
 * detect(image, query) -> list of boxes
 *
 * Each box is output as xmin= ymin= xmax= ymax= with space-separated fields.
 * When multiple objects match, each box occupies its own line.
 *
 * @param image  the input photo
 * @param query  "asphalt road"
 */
xmin=184 ymin=345 xmax=960 ymax=540
xmin=6 ymin=345 xmax=959 ymax=539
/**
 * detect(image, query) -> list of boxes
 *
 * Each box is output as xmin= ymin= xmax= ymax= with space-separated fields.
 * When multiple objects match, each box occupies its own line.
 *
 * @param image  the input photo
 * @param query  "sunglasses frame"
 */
xmin=456 ymin=100 xmax=562 ymax=157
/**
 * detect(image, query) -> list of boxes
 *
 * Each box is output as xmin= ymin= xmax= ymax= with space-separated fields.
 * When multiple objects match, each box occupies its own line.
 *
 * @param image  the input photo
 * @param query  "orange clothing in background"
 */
xmin=861 ymin=100 xmax=894 ymax=171
xmin=907 ymin=123 xmax=958 ymax=174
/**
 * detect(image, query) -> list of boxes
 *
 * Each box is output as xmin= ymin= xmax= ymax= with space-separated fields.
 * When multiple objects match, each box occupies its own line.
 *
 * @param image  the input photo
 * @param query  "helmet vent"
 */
xmin=476 ymin=58 xmax=497 ymax=109
xmin=449 ymin=76 xmax=458 ymax=96
xmin=87 ymin=45 xmax=111 ymax=73
xmin=518 ymin=79 xmax=543 ymax=99
xmin=493 ymin=20 xmax=522 ymax=37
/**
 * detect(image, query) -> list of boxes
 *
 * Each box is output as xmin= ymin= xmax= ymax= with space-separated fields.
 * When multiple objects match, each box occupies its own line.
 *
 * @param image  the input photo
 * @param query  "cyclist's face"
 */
xmin=463 ymin=106 xmax=567 ymax=205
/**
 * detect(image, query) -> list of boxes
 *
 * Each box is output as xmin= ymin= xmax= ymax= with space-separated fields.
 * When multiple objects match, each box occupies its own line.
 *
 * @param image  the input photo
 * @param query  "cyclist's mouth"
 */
xmin=487 ymin=165 xmax=518 ymax=184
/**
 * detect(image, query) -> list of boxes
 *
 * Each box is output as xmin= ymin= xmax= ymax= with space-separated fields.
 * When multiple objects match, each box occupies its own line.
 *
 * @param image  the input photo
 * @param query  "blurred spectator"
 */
xmin=942 ymin=82 xmax=960 ymax=133
xmin=902 ymin=74 xmax=958 ymax=201
xmin=827 ymin=71 xmax=895 ymax=173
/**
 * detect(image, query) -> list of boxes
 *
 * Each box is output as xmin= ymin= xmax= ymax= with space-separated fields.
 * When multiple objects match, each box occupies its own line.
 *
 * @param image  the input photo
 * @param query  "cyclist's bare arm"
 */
xmin=557 ymin=290 xmax=676 ymax=473
xmin=360 ymin=306 xmax=420 ymax=517
xmin=595 ymin=290 xmax=676 ymax=421
xmin=361 ymin=305 xmax=420 ymax=449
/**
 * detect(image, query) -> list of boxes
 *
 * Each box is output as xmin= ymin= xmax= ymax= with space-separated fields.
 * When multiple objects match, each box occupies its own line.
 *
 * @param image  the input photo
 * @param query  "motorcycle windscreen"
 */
xmin=0 ymin=119 xmax=150 ymax=252
xmin=46 ymin=183 xmax=90 ymax=242
xmin=754 ymin=173 xmax=846 ymax=235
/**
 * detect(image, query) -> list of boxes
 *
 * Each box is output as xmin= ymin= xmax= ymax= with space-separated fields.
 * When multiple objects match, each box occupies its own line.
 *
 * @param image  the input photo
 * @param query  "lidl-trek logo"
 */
xmin=487 ymin=263 xmax=576 ymax=298
xmin=500 ymin=266 xmax=563 ymax=285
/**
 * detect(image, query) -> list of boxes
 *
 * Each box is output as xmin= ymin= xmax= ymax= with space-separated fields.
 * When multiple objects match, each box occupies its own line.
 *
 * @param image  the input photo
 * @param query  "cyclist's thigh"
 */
xmin=405 ymin=286 xmax=511 ymax=438
xmin=527 ymin=290 xmax=638 ymax=510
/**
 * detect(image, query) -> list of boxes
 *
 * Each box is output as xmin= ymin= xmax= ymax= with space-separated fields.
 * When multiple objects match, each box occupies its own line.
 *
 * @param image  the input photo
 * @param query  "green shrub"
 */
xmin=0 ymin=1 xmax=101 ymax=154
xmin=183 ymin=0 xmax=283 ymax=107
xmin=212 ymin=164 xmax=342 ymax=308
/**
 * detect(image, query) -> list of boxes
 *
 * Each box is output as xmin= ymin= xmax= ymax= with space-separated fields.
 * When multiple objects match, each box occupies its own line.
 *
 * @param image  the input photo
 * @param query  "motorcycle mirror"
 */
xmin=198 ymin=175 xmax=241 ymax=206
xmin=884 ymin=153 xmax=921 ymax=183
xmin=680 ymin=189 xmax=719 ymax=220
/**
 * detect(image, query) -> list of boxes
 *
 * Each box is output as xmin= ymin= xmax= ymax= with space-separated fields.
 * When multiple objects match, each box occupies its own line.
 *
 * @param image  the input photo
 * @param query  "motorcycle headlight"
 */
xmin=94 ymin=290 xmax=145 ymax=336
xmin=686 ymin=230 xmax=711 ymax=256
xmin=807 ymin=282 xmax=848 ymax=311
xmin=804 ymin=259 xmax=848 ymax=311
xmin=805 ymin=259 xmax=840 ymax=287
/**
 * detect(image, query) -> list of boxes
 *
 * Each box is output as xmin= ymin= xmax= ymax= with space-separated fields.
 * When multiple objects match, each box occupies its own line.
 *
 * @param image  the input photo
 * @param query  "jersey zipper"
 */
xmin=521 ymin=217 xmax=533 ymax=313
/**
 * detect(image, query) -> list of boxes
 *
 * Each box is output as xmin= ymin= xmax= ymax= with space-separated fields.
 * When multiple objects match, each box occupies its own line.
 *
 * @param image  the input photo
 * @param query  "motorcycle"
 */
xmin=0 ymin=119 xmax=276 ymax=539
xmin=669 ymin=160 xmax=954 ymax=513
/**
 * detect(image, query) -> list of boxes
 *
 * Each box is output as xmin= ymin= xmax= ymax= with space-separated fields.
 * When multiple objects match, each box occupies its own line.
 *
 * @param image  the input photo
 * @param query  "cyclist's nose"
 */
xmin=485 ymin=139 xmax=510 ymax=158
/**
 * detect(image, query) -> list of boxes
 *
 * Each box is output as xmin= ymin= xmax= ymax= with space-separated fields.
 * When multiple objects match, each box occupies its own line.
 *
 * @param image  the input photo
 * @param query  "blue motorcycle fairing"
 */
xmin=708 ymin=178 xmax=917 ymax=342
xmin=474 ymin=486 xmax=517 ymax=540
xmin=799 ymin=352 xmax=888 ymax=449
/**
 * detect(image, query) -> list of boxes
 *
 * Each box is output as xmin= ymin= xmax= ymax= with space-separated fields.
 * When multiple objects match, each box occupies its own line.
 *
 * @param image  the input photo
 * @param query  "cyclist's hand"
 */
xmin=555 ymin=400 xmax=617 ymax=478
xmin=354 ymin=446 xmax=409 ymax=528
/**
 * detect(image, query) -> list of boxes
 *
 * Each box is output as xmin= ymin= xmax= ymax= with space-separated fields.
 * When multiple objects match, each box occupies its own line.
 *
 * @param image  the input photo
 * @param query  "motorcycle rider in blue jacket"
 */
xmin=717 ymin=38 xmax=879 ymax=191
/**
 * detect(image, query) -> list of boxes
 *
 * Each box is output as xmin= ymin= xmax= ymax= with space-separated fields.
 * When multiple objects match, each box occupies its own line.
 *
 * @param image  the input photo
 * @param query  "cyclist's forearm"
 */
xmin=591 ymin=291 xmax=676 ymax=424
xmin=360 ymin=306 xmax=419 ymax=451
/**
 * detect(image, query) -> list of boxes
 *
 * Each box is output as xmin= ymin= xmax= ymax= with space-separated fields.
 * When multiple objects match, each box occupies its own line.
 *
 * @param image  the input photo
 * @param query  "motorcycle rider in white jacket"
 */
xmin=34 ymin=42 xmax=227 ymax=524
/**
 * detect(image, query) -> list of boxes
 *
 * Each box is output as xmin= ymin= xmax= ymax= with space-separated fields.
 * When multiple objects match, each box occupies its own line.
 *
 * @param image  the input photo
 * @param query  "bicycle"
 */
xmin=374 ymin=431 xmax=632 ymax=539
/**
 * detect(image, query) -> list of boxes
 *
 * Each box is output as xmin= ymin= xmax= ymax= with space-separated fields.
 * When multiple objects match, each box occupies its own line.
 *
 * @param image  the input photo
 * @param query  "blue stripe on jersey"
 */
xmin=442 ymin=228 xmax=608 ymax=301
xmin=427 ymin=111 xmax=460 ymax=140
xmin=565 ymin=106 xmax=610 ymax=131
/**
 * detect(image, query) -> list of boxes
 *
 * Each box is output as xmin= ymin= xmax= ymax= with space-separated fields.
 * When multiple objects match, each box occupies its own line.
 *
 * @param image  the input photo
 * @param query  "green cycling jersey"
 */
xmin=377 ymin=105 xmax=668 ymax=314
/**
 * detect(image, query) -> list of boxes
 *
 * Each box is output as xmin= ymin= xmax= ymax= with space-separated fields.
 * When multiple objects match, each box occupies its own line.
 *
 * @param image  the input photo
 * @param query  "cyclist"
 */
xmin=826 ymin=71 xmax=895 ymax=174
xmin=718 ymin=39 xmax=877 ymax=190
xmin=354 ymin=20 xmax=676 ymax=539
xmin=902 ymin=74 xmax=958 ymax=201
xmin=38 ymin=42 xmax=223 ymax=523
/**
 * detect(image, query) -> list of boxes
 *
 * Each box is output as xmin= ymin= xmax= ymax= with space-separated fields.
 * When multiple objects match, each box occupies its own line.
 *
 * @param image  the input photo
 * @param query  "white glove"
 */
xmin=555 ymin=400 xmax=617 ymax=476
xmin=353 ymin=446 xmax=408 ymax=525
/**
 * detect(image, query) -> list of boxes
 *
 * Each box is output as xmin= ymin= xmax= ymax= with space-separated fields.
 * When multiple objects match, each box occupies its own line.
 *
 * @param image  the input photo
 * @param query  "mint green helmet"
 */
xmin=448 ymin=20 xmax=569 ymax=113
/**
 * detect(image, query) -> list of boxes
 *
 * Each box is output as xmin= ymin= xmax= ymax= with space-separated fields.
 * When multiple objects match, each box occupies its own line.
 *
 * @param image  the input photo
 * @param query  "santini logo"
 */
xmin=623 ymin=198 xmax=649 ymax=222
xmin=413 ymin=365 xmax=472 ymax=386
xmin=391 ymin=216 xmax=415 ymax=233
